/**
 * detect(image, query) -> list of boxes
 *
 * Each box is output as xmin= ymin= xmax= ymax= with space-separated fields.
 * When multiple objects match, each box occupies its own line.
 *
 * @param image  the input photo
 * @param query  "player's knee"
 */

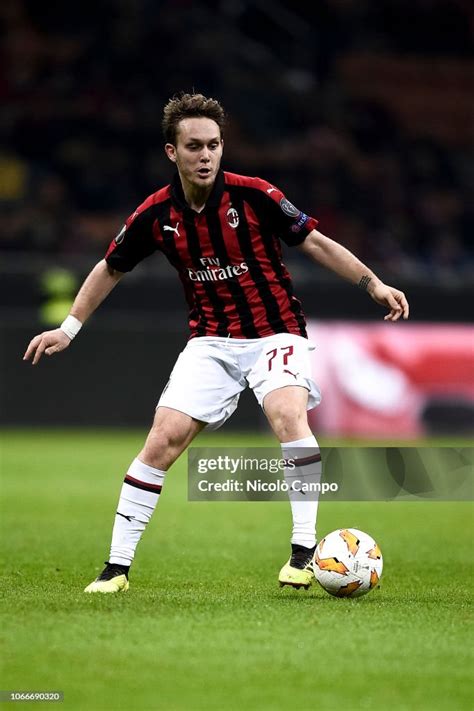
xmin=139 ymin=435 xmax=182 ymax=471
xmin=145 ymin=424 xmax=188 ymax=455
xmin=268 ymin=407 xmax=307 ymax=442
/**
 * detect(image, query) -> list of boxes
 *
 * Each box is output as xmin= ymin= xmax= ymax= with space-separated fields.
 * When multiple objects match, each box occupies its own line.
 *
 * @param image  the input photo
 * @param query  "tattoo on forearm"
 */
xmin=358 ymin=275 xmax=372 ymax=291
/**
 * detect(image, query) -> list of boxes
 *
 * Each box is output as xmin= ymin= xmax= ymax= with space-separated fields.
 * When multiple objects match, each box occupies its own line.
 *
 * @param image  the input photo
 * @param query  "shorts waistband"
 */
xmin=188 ymin=334 xmax=309 ymax=347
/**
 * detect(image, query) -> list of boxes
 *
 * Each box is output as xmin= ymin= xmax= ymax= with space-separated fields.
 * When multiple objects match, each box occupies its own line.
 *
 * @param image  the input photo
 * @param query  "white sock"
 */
xmin=109 ymin=458 xmax=165 ymax=566
xmin=281 ymin=435 xmax=321 ymax=549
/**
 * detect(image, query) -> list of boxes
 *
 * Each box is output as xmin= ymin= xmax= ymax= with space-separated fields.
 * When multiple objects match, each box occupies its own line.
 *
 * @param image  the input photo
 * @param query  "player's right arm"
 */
xmin=25 ymin=193 xmax=159 ymax=365
xmin=23 ymin=260 xmax=124 ymax=365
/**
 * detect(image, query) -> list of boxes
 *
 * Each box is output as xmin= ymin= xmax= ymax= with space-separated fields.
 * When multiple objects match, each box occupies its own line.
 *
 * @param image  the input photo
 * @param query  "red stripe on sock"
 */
xmin=287 ymin=453 xmax=321 ymax=467
xmin=124 ymin=474 xmax=163 ymax=493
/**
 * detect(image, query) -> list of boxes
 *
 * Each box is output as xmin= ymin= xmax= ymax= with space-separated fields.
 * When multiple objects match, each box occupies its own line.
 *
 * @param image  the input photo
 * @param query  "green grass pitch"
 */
xmin=1 ymin=430 xmax=472 ymax=710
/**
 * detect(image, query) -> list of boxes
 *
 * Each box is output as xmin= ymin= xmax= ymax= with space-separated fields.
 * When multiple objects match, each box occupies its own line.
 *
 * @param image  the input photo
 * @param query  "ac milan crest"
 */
xmin=226 ymin=207 xmax=239 ymax=228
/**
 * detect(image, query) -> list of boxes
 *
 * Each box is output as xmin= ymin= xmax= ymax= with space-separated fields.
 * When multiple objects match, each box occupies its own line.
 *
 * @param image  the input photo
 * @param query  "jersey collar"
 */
xmin=171 ymin=170 xmax=225 ymax=212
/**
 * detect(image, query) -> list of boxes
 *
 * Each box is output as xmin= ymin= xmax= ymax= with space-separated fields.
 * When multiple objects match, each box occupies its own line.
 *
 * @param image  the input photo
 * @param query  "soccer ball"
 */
xmin=313 ymin=528 xmax=383 ymax=598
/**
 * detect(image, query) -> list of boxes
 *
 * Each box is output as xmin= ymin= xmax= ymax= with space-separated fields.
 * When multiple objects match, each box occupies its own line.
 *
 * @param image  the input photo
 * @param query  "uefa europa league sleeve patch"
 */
xmin=279 ymin=198 xmax=300 ymax=218
xmin=291 ymin=213 xmax=310 ymax=233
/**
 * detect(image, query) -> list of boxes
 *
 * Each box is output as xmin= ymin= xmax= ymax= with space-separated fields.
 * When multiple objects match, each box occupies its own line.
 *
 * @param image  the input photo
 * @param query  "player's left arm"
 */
xmin=298 ymin=229 xmax=409 ymax=321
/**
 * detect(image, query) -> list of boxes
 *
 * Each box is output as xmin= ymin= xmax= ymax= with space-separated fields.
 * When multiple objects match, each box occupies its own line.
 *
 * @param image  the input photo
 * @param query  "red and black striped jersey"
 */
xmin=105 ymin=171 xmax=318 ymax=339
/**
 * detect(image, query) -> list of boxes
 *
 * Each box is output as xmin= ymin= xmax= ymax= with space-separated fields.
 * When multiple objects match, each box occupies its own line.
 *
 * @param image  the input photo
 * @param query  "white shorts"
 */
xmin=157 ymin=334 xmax=321 ymax=430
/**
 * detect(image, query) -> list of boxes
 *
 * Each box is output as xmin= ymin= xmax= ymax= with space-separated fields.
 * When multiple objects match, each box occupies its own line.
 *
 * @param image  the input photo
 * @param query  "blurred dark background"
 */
xmin=1 ymin=0 xmax=473 ymax=429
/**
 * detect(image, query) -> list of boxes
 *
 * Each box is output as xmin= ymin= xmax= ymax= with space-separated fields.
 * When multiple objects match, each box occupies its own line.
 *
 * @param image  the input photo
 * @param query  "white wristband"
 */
xmin=60 ymin=315 xmax=83 ymax=340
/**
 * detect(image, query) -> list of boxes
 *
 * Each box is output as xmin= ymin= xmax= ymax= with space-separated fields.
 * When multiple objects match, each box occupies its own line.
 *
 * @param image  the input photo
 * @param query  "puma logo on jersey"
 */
xmin=284 ymin=369 xmax=299 ymax=379
xmin=163 ymin=222 xmax=180 ymax=237
xmin=266 ymin=187 xmax=277 ymax=194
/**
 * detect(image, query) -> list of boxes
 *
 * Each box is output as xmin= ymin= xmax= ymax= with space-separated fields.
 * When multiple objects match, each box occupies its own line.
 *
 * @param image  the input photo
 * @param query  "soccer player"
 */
xmin=24 ymin=93 xmax=409 ymax=593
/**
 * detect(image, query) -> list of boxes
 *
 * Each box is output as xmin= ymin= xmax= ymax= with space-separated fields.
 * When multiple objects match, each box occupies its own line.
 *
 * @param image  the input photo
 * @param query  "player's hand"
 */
xmin=23 ymin=329 xmax=72 ymax=365
xmin=369 ymin=283 xmax=409 ymax=321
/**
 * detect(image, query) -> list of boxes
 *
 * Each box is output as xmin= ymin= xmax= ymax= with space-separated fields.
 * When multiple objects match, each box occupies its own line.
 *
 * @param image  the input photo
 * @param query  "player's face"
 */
xmin=165 ymin=118 xmax=223 ymax=191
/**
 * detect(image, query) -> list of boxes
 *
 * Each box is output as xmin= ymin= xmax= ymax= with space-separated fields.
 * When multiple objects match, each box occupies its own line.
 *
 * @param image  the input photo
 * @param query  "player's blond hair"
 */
xmin=162 ymin=93 xmax=226 ymax=144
